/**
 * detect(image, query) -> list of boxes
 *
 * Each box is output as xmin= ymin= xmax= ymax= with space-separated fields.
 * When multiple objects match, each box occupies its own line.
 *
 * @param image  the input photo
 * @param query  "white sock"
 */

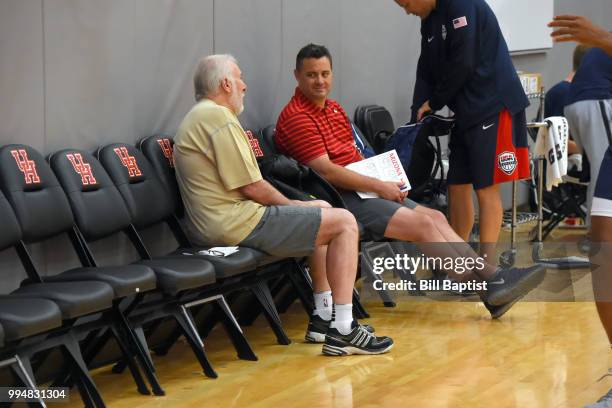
xmin=313 ymin=291 xmax=332 ymax=321
xmin=329 ymin=303 xmax=353 ymax=335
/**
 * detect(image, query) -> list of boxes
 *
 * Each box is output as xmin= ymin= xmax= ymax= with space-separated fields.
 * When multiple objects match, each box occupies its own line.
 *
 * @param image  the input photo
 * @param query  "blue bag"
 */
xmin=351 ymin=123 xmax=376 ymax=158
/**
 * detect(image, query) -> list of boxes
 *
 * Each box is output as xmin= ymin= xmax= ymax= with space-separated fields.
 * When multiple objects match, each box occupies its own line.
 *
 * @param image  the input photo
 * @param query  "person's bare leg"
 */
xmin=385 ymin=208 xmax=495 ymax=280
xmin=448 ymin=183 xmax=475 ymax=241
xmin=308 ymin=246 xmax=332 ymax=321
xmin=413 ymin=205 xmax=496 ymax=280
xmin=314 ymin=208 xmax=358 ymax=304
xmin=476 ymin=184 xmax=503 ymax=263
xmin=384 ymin=208 xmax=495 ymax=280
xmin=415 ymin=205 xmax=470 ymax=243
xmin=308 ymin=246 xmax=331 ymax=293
xmin=591 ymin=215 xmax=612 ymax=345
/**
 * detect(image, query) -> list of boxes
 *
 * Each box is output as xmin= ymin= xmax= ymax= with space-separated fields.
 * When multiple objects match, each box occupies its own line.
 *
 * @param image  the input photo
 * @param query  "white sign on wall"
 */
xmin=486 ymin=0 xmax=554 ymax=53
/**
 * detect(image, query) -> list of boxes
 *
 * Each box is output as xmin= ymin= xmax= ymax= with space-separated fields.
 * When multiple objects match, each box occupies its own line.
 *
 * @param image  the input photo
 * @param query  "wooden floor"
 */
xmin=56 ymin=302 xmax=609 ymax=408
xmin=57 ymin=227 xmax=611 ymax=408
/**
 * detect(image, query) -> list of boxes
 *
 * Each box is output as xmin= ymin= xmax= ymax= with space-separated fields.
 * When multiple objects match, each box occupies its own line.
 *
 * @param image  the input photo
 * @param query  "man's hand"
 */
xmin=289 ymin=199 xmax=332 ymax=208
xmin=417 ymin=100 xmax=432 ymax=121
xmin=548 ymin=15 xmax=612 ymax=54
xmin=374 ymin=181 xmax=408 ymax=203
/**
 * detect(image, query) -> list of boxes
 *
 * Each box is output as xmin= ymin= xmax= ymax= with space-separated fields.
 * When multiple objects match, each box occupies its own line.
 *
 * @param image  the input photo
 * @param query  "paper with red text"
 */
xmin=345 ymin=150 xmax=411 ymax=199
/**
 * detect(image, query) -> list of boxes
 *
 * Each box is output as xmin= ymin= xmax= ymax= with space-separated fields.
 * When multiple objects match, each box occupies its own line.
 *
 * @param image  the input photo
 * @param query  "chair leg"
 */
xmin=61 ymin=334 xmax=106 ymax=408
xmin=128 ymin=325 xmax=165 ymax=396
xmin=236 ymin=291 xmax=263 ymax=327
xmin=172 ymin=305 xmax=218 ymax=378
xmin=109 ymin=324 xmax=150 ymax=395
xmin=150 ymin=324 xmax=182 ymax=357
xmin=250 ymin=281 xmax=291 ymax=345
xmin=11 ymin=355 xmax=46 ymax=408
xmin=287 ymin=270 xmax=315 ymax=315
xmin=215 ymin=296 xmax=258 ymax=361
xmin=352 ymin=288 xmax=370 ymax=319
xmin=360 ymin=258 xmax=396 ymax=308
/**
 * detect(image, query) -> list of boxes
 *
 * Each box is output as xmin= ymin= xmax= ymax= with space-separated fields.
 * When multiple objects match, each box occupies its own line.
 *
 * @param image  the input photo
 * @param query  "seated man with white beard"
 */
xmin=173 ymin=54 xmax=394 ymax=356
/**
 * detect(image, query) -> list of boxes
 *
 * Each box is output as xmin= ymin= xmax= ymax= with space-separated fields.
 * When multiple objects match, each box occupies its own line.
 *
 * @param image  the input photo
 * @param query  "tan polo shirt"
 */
xmin=174 ymin=99 xmax=265 ymax=245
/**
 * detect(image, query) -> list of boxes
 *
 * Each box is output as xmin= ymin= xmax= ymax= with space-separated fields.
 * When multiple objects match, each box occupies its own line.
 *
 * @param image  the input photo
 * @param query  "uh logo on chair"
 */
xmin=10 ymin=149 xmax=41 ymax=185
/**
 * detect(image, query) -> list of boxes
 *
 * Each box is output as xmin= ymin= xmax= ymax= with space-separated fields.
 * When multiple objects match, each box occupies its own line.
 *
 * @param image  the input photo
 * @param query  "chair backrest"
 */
xmin=97 ymin=143 xmax=174 ymax=230
xmin=260 ymin=125 xmax=279 ymax=155
xmin=243 ymin=128 xmax=277 ymax=163
xmin=49 ymin=148 xmax=132 ymax=241
xmin=364 ymin=107 xmax=395 ymax=152
xmin=137 ymin=135 xmax=184 ymax=217
xmin=0 ymin=145 xmax=74 ymax=243
xmin=0 ymin=189 xmax=22 ymax=252
xmin=354 ymin=104 xmax=377 ymax=136
xmin=245 ymin=129 xmax=346 ymax=209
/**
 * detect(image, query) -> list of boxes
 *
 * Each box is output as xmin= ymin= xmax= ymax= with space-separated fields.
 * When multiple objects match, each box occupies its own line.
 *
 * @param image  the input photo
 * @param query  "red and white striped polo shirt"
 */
xmin=275 ymin=88 xmax=363 ymax=166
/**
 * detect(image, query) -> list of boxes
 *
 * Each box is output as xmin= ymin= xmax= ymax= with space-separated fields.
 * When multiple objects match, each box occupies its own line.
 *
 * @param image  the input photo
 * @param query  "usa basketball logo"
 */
xmin=497 ymin=151 xmax=518 ymax=175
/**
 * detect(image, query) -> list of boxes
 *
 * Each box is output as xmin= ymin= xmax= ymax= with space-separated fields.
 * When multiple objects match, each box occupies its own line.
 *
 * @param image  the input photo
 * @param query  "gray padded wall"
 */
xmin=43 ymin=0 xmax=214 ymax=152
xmin=0 ymin=0 xmax=45 ymax=151
xmin=0 ymin=0 xmax=610 ymax=291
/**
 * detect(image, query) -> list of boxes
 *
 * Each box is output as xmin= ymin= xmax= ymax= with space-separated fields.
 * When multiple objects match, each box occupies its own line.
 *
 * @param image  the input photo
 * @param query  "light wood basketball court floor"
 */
xmin=58 ymin=227 xmax=609 ymax=408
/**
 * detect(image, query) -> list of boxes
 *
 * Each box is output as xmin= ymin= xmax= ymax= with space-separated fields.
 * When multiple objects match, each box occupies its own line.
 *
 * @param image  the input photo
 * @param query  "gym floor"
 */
xmin=60 ymin=228 xmax=608 ymax=408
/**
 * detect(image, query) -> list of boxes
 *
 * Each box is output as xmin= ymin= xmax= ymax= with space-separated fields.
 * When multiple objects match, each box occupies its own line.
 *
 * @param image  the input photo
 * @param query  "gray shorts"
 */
xmin=239 ymin=205 xmax=321 ymax=258
xmin=565 ymin=99 xmax=612 ymax=222
xmin=339 ymin=190 xmax=418 ymax=241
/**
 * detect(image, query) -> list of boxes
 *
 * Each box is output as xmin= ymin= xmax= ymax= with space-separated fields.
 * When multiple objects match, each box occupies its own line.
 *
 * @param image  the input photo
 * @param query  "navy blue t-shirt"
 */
xmin=545 ymin=80 xmax=571 ymax=117
xmin=412 ymin=0 xmax=528 ymax=129
xmin=568 ymin=48 xmax=612 ymax=105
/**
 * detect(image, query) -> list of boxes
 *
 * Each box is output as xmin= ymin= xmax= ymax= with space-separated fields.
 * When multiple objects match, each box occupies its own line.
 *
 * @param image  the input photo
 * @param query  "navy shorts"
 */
xmin=448 ymin=109 xmax=530 ymax=190
xmin=592 ymin=145 xmax=612 ymax=218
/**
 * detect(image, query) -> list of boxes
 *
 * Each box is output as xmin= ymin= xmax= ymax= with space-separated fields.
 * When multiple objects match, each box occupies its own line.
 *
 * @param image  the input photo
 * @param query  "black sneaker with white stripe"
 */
xmin=322 ymin=322 xmax=393 ymax=356
xmin=486 ymin=264 xmax=546 ymax=306
xmin=305 ymin=314 xmax=375 ymax=343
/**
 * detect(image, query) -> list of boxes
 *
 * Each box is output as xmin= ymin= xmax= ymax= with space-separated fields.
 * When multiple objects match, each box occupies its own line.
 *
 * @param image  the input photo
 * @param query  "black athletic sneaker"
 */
xmin=486 ymin=264 xmax=546 ymax=306
xmin=322 ymin=322 xmax=393 ymax=356
xmin=305 ymin=314 xmax=375 ymax=343
xmin=483 ymin=298 xmax=521 ymax=319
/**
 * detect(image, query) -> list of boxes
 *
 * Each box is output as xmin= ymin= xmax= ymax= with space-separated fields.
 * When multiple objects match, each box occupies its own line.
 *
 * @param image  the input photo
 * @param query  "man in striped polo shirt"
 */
xmin=276 ymin=44 xmax=545 ymax=319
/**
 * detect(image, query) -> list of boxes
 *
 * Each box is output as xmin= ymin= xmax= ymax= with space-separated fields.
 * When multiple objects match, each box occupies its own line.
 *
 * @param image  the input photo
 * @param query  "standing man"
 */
xmin=174 ymin=54 xmax=393 ymax=356
xmin=545 ymin=45 xmax=589 ymax=122
xmin=395 ymin=0 xmax=530 ymax=259
xmin=562 ymin=46 xmax=612 ymax=224
xmin=549 ymin=15 xmax=612 ymax=408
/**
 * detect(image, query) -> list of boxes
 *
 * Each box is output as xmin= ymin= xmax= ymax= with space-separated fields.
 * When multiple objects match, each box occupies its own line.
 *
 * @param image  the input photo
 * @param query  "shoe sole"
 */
xmin=488 ymin=295 xmax=522 ymax=319
xmin=305 ymin=331 xmax=326 ymax=343
xmin=487 ymin=266 xmax=546 ymax=306
xmin=321 ymin=343 xmax=394 ymax=356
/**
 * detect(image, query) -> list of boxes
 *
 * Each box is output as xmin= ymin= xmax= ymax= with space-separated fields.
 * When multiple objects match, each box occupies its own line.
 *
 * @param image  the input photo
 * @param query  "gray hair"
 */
xmin=193 ymin=54 xmax=237 ymax=101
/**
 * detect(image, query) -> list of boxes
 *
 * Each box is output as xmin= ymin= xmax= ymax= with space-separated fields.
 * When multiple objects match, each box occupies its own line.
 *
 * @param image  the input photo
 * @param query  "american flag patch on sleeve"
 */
xmin=453 ymin=16 xmax=468 ymax=29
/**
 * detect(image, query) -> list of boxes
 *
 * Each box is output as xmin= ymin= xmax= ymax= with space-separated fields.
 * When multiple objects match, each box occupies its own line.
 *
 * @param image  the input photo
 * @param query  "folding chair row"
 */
xmin=0 ymin=179 xmax=122 ymax=407
xmin=0 ymin=142 xmax=313 ymax=405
